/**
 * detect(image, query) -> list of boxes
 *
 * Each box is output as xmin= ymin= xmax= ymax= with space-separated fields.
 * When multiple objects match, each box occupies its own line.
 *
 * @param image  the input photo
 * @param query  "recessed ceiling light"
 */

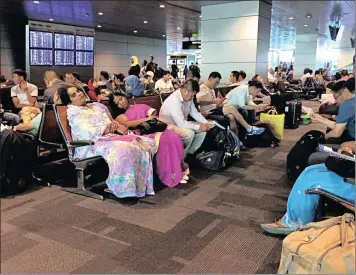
xmin=304 ymin=24 xmax=308 ymax=27
xmin=98 ymin=12 xmax=103 ymax=15
xmin=160 ymin=4 xmax=165 ymax=8
xmin=177 ymin=27 xmax=180 ymax=30
xmin=289 ymin=16 xmax=294 ymax=20
xmin=49 ymin=18 xmax=54 ymax=21
xmin=33 ymin=1 xmax=40 ymax=3
xmin=134 ymin=30 xmax=137 ymax=33
xmin=97 ymin=25 xmax=101 ymax=28
xmin=143 ymin=21 xmax=148 ymax=24
xmin=162 ymin=34 xmax=165 ymax=37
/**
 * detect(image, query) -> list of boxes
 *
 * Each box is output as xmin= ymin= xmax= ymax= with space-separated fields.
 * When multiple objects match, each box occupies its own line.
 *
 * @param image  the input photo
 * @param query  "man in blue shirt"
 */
xmin=325 ymin=77 xmax=355 ymax=142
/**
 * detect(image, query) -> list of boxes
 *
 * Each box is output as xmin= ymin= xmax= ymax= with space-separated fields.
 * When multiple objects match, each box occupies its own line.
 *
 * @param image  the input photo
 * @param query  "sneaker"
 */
xmin=261 ymin=220 xmax=293 ymax=235
xmin=180 ymin=179 xmax=188 ymax=184
xmin=246 ymin=126 xmax=265 ymax=136
xmin=183 ymin=175 xmax=189 ymax=181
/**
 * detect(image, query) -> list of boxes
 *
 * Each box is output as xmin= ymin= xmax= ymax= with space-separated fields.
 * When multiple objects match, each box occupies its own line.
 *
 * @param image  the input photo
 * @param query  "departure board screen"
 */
xmin=76 ymin=51 xmax=94 ymax=66
xmin=30 ymin=31 xmax=53 ymax=48
xmin=54 ymin=50 xmax=74 ymax=66
xmin=55 ymin=33 xmax=75 ymax=50
xmin=76 ymin=36 xmax=94 ymax=51
xmin=30 ymin=49 xmax=53 ymax=66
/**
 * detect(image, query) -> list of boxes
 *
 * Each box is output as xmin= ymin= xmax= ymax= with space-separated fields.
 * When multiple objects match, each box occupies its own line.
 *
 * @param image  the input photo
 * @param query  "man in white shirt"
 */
xmin=159 ymin=79 xmax=211 ymax=155
xmin=155 ymin=71 xmax=174 ymax=93
xmin=300 ymin=68 xmax=312 ymax=85
xmin=11 ymin=69 xmax=38 ymax=110
xmin=268 ymin=68 xmax=277 ymax=83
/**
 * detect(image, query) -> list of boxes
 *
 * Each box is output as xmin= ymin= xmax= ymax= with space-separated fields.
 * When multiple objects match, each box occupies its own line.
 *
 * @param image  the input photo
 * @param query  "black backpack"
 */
xmin=193 ymin=127 xmax=240 ymax=171
xmin=241 ymin=123 xmax=280 ymax=148
xmin=0 ymin=130 xmax=37 ymax=196
xmin=286 ymin=130 xmax=325 ymax=182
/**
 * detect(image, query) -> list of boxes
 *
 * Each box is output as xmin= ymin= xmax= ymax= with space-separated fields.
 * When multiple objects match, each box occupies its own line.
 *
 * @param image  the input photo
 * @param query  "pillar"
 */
xmin=200 ymin=1 xmax=271 ymax=82
xmin=294 ymin=34 xmax=327 ymax=77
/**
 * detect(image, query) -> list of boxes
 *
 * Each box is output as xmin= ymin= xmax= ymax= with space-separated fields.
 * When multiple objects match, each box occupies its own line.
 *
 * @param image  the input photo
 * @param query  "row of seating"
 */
xmin=28 ymin=92 xmax=174 ymax=200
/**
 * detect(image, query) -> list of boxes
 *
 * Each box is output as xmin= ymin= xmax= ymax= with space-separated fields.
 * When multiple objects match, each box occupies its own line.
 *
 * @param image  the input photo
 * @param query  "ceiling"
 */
xmin=1 ymin=1 xmax=355 ymax=52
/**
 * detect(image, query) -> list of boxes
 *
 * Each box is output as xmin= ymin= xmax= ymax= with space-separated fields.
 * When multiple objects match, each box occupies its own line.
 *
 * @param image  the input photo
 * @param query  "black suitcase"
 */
xmin=284 ymin=100 xmax=302 ymax=129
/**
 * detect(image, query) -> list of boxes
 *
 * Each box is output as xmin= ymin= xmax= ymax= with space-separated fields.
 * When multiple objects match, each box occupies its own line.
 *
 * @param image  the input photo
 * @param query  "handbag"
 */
xmin=137 ymin=118 xmax=167 ymax=135
xmin=260 ymin=107 xmax=285 ymax=139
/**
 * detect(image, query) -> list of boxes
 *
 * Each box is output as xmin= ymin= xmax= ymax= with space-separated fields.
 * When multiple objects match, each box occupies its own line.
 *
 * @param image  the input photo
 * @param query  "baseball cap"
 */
xmin=145 ymin=71 xmax=154 ymax=78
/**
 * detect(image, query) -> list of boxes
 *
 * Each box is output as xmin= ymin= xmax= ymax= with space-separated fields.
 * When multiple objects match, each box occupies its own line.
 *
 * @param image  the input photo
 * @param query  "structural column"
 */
xmin=200 ymin=1 xmax=271 ymax=82
xmin=294 ymin=34 xmax=327 ymax=77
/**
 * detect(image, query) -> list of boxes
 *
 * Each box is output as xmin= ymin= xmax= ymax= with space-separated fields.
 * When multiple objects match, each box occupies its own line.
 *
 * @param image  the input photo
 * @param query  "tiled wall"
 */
xmin=94 ymin=32 xmax=167 ymax=78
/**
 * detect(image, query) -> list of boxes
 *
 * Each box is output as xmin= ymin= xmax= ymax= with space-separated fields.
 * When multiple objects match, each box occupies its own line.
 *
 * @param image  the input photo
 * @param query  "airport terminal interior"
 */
xmin=0 ymin=0 xmax=355 ymax=274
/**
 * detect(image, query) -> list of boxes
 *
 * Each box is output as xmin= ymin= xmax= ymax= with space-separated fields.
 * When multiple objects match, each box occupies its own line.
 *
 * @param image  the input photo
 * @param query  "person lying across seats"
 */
xmin=124 ymin=75 xmax=145 ymax=97
xmin=11 ymin=69 xmax=40 ymax=123
xmin=159 ymin=79 xmax=212 ymax=156
xmin=111 ymin=93 xmax=190 ymax=186
xmin=56 ymin=86 xmax=156 ymax=199
xmin=312 ymin=78 xmax=355 ymax=144
xmin=261 ymin=142 xmax=355 ymax=235
xmin=223 ymin=80 xmax=269 ymax=135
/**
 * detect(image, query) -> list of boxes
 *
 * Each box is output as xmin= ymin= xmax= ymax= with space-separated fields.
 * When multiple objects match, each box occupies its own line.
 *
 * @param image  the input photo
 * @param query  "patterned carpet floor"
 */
xmin=1 ymin=101 xmax=325 ymax=274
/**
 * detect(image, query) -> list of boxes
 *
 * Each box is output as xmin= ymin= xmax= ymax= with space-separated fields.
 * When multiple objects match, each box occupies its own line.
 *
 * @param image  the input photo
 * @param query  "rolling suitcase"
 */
xmin=284 ymin=100 xmax=301 ymax=129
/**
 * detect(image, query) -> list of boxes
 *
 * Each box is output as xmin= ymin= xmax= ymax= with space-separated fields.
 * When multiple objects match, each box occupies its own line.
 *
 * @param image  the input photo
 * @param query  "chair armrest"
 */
xmin=69 ymin=140 xmax=94 ymax=148
xmin=306 ymin=187 xmax=355 ymax=211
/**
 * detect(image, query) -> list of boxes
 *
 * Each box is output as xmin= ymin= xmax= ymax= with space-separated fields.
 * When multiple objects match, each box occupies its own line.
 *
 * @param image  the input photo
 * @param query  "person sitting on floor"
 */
xmin=261 ymin=142 xmax=355 ymax=235
xmin=124 ymin=75 xmax=145 ymax=97
xmin=111 ymin=93 xmax=189 ymax=186
xmin=223 ymin=81 xmax=269 ymax=135
xmin=159 ymin=79 xmax=212 ymax=156
xmin=312 ymin=78 xmax=355 ymax=144
xmin=56 ymin=86 xmax=156 ymax=199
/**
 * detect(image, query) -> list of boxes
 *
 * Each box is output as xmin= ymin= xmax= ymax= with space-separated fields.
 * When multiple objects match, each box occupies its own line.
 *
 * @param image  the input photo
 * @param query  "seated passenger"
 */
xmin=87 ymin=78 xmax=109 ymax=101
xmin=143 ymin=71 xmax=154 ymax=84
xmin=0 ymin=74 xmax=8 ymax=88
xmin=155 ymin=71 xmax=174 ymax=93
xmin=159 ymin=79 xmax=211 ymax=156
xmin=236 ymin=70 xmax=248 ymax=86
xmin=124 ymin=75 xmax=145 ymax=97
xmin=300 ymin=68 xmax=312 ymax=85
xmin=313 ymin=78 xmax=355 ymax=143
xmin=261 ymin=161 xmax=355 ymax=235
xmin=112 ymin=93 xmax=189 ymax=186
xmin=43 ymin=70 xmax=72 ymax=103
xmin=56 ymin=86 xmax=156 ymax=198
xmin=228 ymin=71 xmax=240 ymax=87
xmin=0 ymin=103 xmax=20 ymax=126
xmin=223 ymin=81 xmax=269 ymax=135
xmin=97 ymin=70 xmax=110 ymax=86
xmin=267 ymin=68 xmax=277 ymax=83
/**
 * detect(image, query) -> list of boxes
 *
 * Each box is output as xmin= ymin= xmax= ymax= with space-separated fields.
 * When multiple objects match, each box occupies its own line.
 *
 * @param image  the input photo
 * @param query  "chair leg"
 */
xmin=61 ymin=169 xmax=104 ymax=200
xmin=32 ymin=173 xmax=51 ymax=187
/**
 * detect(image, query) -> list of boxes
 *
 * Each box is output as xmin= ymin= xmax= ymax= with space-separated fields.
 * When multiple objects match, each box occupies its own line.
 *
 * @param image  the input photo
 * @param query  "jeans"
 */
xmin=2 ymin=112 xmax=20 ymax=126
xmin=281 ymin=164 xmax=355 ymax=231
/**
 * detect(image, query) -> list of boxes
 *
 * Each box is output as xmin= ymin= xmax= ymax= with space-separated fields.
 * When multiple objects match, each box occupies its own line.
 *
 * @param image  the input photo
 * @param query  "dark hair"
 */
xmin=209 ymin=71 xmax=222 ymax=79
xmin=13 ymin=69 xmax=27 ymax=81
xmin=100 ymin=71 xmax=109 ymax=80
xmin=309 ymin=69 xmax=313 ymax=74
xmin=149 ymin=55 xmax=154 ymax=61
xmin=143 ymin=60 xmax=147 ymax=66
xmin=335 ymin=72 xmax=341 ymax=80
xmin=315 ymin=70 xmax=320 ymax=75
xmin=191 ymin=70 xmax=200 ymax=80
xmin=239 ymin=70 xmax=246 ymax=79
xmin=344 ymin=77 xmax=355 ymax=93
xmin=115 ymin=73 xmax=125 ymax=82
xmin=322 ymin=69 xmax=328 ymax=74
xmin=0 ymin=75 xmax=6 ymax=83
xmin=275 ymin=67 xmax=279 ymax=72
xmin=72 ymin=72 xmax=81 ymax=81
xmin=252 ymin=74 xmax=260 ymax=82
xmin=303 ymin=68 xmax=310 ymax=74
xmin=162 ymin=70 xmax=171 ymax=76
xmin=230 ymin=71 xmax=239 ymax=80
xmin=183 ymin=79 xmax=200 ymax=93
xmin=59 ymin=75 xmax=64 ymax=81
xmin=57 ymin=87 xmax=71 ymax=105
xmin=110 ymin=92 xmax=128 ymax=114
xmin=340 ymin=69 xmax=349 ymax=76
xmin=331 ymin=81 xmax=346 ymax=93
xmin=326 ymin=82 xmax=334 ymax=89
xmin=248 ymin=80 xmax=263 ymax=89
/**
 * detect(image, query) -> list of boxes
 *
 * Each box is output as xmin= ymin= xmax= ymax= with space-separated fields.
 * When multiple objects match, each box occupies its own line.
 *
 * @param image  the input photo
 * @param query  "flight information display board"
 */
xmin=54 ymin=50 xmax=75 ymax=66
xmin=30 ymin=31 xmax=53 ymax=48
xmin=76 ymin=36 xmax=94 ymax=51
xmin=55 ymin=33 xmax=75 ymax=50
xmin=76 ymin=51 xmax=94 ymax=66
xmin=30 ymin=49 xmax=53 ymax=65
